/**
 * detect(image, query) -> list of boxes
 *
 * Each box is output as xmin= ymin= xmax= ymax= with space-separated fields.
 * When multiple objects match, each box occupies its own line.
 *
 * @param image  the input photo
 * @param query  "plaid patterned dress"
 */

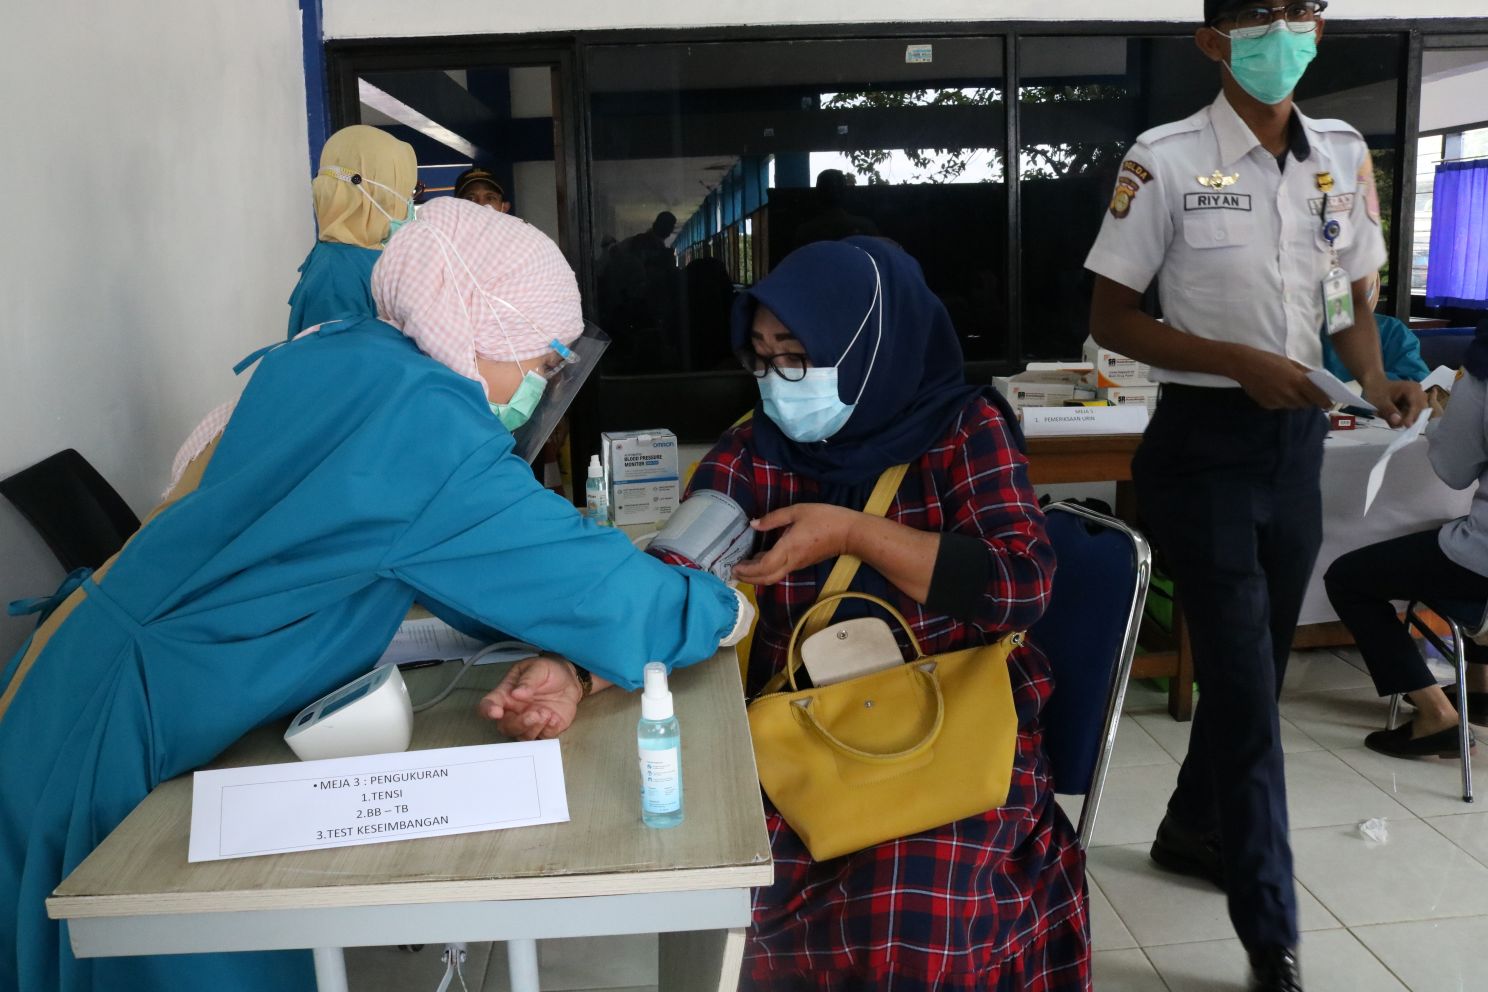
xmin=674 ymin=396 xmax=1090 ymax=991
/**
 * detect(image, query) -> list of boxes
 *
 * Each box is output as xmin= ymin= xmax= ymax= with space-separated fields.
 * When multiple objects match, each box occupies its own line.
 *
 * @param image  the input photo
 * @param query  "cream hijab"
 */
xmin=311 ymin=125 xmax=418 ymax=249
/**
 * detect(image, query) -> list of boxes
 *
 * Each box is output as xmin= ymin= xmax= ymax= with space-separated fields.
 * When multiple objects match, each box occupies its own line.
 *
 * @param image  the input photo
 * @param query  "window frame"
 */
xmin=325 ymin=16 xmax=1488 ymax=398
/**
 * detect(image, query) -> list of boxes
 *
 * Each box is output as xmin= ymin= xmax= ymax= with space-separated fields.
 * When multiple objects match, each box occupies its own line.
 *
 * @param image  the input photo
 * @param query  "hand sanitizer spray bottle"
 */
xmin=585 ymin=454 xmax=609 ymax=525
xmin=638 ymin=662 xmax=683 ymax=828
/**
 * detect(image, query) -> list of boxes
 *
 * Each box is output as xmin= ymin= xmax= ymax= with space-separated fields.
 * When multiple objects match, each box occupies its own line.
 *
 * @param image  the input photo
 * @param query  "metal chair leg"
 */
xmin=1453 ymin=620 xmax=1475 ymax=804
xmin=1387 ymin=693 xmax=1402 ymax=731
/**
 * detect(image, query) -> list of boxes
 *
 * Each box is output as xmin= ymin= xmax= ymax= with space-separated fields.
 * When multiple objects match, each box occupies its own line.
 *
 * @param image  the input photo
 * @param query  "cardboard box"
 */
xmin=1099 ymin=384 xmax=1159 ymax=415
xmin=995 ymin=369 xmax=1097 ymax=414
xmin=601 ymin=429 xmax=680 ymax=526
xmin=1083 ymin=336 xmax=1154 ymax=388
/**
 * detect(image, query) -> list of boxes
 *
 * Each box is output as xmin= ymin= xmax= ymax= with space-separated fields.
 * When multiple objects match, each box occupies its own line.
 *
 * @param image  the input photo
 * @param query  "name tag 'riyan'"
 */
xmin=188 ymin=741 xmax=570 ymax=862
xmin=1184 ymin=192 xmax=1252 ymax=212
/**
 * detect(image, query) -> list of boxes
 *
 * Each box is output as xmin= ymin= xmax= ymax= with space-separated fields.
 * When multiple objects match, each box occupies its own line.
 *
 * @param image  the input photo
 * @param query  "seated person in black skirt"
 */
xmin=1325 ymin=327 xmax=1488 ymax=758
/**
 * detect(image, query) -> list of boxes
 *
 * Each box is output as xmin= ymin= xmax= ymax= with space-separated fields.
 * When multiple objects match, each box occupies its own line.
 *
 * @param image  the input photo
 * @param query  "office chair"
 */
xmin=1035 ymin=500 xmax=1153 ymax=847
xmin=1386 ymin=598 xmax=1482 ymax=803
xmin=0 ymin=449 xmax=140 ymax=572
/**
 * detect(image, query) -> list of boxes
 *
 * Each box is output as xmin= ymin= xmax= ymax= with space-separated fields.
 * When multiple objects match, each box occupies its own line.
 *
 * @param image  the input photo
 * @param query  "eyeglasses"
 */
xmin=1214 ymin=0 xmax=1326 ymax=37
xmin=412 ymin=180 xmax=428 ymax=205
xmin=738 ymin=349 xmax=810 ymax=382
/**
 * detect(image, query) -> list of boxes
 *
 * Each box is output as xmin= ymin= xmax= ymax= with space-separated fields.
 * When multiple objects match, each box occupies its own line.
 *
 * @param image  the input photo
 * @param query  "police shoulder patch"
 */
xmin=1122 ymin=159 xmax=1153 ymax=184
xmin=1110 ymin=176 xmax=1140 ymax=219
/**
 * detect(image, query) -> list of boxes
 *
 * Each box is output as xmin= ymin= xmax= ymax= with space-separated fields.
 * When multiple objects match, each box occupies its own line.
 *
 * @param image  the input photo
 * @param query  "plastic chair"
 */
xmin=1385 ymin=598 xmax=1483 ymax=804
xmin=0 ymin=449 xmax=140 ymax=572
xmin=1034 ymin=500 xmax=1152 ymax=848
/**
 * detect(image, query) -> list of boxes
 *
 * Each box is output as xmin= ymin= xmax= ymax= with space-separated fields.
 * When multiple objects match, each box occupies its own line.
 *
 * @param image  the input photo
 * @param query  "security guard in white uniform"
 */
xmin=1084 ymin=3 xmax=1425 ymax=991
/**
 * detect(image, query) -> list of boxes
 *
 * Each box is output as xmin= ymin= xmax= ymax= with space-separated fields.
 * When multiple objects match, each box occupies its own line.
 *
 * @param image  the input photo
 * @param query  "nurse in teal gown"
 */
xmin=286 ymin=124 xmax=418 ymax=339
xmin=0 ymin=198 xmax=743 ymax=991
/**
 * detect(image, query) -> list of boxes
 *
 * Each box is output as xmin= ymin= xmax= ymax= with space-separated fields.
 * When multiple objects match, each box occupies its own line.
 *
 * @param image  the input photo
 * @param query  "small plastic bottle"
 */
xmin=585 ymin=454 xmax=609 ymax=525
xmin=637 ymin=662 xmax=684 ymax=828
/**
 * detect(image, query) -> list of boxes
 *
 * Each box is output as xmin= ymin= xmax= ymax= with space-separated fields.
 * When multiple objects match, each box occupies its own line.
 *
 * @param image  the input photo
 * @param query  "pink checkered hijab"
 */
xmin=371 ymin=197 xmax=583 ymax=383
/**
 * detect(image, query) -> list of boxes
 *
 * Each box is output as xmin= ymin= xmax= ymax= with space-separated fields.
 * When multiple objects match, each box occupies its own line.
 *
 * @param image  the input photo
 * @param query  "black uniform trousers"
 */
xmin=1134 ymin=384 xmax=1326 ymax=951
xmin=1324 ymin=528 xmax=1488 ymax=697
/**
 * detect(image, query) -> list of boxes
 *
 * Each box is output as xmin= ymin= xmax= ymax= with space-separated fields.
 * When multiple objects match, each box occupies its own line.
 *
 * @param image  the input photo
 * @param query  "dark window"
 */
xmin=586 ymin=37 xmax=1009 ymax=391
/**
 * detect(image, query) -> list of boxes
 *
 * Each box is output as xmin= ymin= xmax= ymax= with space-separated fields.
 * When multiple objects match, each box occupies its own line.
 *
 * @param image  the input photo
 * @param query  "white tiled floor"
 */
xmin=344 ymin=646 xmax=1488 ymax=991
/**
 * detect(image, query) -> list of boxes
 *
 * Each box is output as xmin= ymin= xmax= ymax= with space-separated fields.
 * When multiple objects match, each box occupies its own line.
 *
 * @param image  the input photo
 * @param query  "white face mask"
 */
xmin=758 ymin=251 xmax=883 ymax=443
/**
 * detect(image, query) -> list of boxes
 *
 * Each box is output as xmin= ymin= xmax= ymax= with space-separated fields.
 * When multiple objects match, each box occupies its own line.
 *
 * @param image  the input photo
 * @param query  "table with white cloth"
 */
xmin=1298 ymin=420 xmax=1477 ymax=626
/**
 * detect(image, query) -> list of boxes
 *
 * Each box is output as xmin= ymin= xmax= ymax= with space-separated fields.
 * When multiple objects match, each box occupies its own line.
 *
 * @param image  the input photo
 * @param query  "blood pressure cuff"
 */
xmin=648 ymin=490 xmax=756 ymax=581
xmin=925 ymin=531 xmax=993 ymax=622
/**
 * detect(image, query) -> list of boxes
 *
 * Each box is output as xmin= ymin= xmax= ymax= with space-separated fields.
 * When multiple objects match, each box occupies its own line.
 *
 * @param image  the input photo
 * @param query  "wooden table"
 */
xmin=48 ymin=652 xmax=772 ymax=992
xmin=1025 ymin=434 xmax=1195 ymax=720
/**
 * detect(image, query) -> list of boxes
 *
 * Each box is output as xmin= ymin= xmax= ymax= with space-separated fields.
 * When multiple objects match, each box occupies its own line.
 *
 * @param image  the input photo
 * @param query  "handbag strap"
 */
xmin=807 ymin=463 xmax=910 ymax=634
xmin=755 ymin=465 xmax=907 ymax=698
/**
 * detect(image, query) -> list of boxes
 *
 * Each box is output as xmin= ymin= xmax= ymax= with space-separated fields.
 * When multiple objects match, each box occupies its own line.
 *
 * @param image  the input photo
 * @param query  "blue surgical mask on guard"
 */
xmin=758 ymin=252 xmax=883 ymax=444
xmin=1223 ymin=20 xmax=1317 ymax=106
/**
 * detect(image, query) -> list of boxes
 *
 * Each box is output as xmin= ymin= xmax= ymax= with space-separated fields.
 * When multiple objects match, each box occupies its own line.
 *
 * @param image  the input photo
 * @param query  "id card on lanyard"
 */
xmin=1319 ymin=191 xmax=1355 ymax=335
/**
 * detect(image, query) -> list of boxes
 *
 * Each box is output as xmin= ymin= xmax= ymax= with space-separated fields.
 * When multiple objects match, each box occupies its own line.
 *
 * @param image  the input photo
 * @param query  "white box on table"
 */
xmin=602 ymin=429 xmax=680 ymax=526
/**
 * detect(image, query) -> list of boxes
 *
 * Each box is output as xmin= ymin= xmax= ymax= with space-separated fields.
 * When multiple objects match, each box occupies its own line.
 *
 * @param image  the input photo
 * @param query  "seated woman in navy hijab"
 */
xmin=0 ymin=198 xmax=749 ymax=992
xmin=664 ymin=238 xmax=1089 ymax=990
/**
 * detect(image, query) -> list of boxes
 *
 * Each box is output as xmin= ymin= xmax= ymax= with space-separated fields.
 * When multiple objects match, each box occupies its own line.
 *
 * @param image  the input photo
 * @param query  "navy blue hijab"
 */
xmin=732 ymin=237 xmax=1010 ymax=493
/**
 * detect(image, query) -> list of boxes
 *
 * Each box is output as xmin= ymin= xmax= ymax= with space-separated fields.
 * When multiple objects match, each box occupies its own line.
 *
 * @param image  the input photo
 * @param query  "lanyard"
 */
xmin=1319 ymin=191 xmax=1342 ymax=269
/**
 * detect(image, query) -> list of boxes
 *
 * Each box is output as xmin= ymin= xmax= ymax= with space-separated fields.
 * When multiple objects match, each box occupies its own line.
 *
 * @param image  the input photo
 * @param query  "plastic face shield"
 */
xmin=509 ymin=321 xmax=610 ymax=463
xmin=647 ymin=490 xmax=755 ymax=581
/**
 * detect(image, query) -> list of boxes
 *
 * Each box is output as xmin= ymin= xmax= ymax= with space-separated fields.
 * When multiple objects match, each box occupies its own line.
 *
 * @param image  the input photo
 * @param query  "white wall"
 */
xmin=0 ymin=1 xmax=313 ymax=659
xmin=325 ymin=0 xmax=1484 ymax=38
xmin=1421 ymin=51 xmax=1488 ymax=133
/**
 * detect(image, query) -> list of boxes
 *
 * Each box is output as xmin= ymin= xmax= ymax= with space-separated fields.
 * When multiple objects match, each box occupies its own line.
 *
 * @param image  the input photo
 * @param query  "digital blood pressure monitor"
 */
xmin=284 ymin=664 xmax=415 ymax=761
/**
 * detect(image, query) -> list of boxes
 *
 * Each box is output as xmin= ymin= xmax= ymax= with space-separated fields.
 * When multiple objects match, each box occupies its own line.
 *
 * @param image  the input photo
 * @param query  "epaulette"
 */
xmin=1137 ymin=109 xmax=1208 ymax=146
xmin=1305 ymin=116 xmax=1366 ymax=141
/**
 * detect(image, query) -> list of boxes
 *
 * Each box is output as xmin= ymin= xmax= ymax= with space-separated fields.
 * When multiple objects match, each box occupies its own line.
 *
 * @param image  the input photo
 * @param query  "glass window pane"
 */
xmin=356 ymin=65 xmax=564 ymax=247
xmin=588 ymin=37 xmax=1008 ymax=391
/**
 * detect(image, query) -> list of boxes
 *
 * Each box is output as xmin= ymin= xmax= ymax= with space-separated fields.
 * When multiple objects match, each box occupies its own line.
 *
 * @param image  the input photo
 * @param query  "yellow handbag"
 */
xmin=745 ymin=465 xmax=1023 ymax=862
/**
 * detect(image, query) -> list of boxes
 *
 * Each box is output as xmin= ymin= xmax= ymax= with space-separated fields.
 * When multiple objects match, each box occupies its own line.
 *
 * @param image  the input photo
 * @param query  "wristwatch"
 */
xmin=570 ymin=662 xmax=594 ymax=697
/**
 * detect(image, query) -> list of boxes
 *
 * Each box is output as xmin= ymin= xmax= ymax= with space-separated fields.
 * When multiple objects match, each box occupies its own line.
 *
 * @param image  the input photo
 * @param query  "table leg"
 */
xmin=658 ymin=927 xmax=746 ymax=992
xmin=507 ymin=938 xmax=540 ymax=992
xmin=313 ymin=947 xmax=349 ymax=992
xmin=1168 ymin=609 xmax=1195 ymax=722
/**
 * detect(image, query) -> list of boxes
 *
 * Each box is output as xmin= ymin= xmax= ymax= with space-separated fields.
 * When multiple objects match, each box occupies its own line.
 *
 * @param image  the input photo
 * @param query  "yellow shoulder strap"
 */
xmin=757 ymin=463 xmax=910 ymax=696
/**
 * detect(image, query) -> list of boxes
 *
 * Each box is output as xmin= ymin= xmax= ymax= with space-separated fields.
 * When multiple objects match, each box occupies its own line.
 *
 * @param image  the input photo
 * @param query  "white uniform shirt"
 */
xmin=1084 ymin=92 xmax=1388 ymax=388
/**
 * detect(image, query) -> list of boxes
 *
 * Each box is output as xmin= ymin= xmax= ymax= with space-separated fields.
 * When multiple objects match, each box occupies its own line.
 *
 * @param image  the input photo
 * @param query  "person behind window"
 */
xmin=662 ymin=237 xmax=1088 ymax=991
xmin=0 ymin=197 xmax=750 ymax=992
xmin=792 ymin=168 xmax=881 ymax=249
xmin=454 ymin=166 xmax=512 ymax=214
xmin=1325 ymin=325 xmax=1488 ymax=758
xmin=287 ymin=124 xmax=418 ymax=340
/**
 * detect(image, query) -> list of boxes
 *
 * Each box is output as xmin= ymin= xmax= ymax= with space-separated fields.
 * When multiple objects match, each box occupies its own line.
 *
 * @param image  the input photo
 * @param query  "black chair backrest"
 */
xmin=0 ymin=449 xmax=141 ymax=572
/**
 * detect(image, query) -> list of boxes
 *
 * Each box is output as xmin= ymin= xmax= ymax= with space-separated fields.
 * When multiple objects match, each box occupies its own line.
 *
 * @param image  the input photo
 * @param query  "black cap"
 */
xmin=1204 ymin=0 xmax=1247 ymax=23
xmin=455 ymin=167 xmax=505 ymax=199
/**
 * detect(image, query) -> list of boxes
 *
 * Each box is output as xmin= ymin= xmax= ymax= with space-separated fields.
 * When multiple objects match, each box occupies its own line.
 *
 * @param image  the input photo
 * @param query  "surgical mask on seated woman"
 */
xmin=750 ymin=253 xmax=883 ymax=443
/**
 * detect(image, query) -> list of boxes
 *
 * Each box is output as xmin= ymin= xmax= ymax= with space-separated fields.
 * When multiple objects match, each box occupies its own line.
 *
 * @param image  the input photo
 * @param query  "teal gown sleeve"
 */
xmin=1322 ymin=314 xmax=1430 ymax=383
xmin=385 ymin=433 xmax=739 ymax=691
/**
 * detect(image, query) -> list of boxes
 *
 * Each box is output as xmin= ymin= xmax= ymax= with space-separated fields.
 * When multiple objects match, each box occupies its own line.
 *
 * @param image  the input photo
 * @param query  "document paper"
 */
xmin=188 ymin=741 xmax=569 ymax=862
xmin=1305 ymin=369 xmax=1378 ymax=413
xmin=1364 ymin=407 xmax=1431 ymax=515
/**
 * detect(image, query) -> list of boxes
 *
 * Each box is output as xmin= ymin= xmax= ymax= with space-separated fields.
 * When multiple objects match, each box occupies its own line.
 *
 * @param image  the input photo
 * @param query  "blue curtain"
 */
xmin=1426 ymin=159 xmax=1488 ymax=309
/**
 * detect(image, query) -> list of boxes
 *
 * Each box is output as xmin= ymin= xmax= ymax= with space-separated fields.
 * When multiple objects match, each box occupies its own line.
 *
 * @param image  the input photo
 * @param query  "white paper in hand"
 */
xmin=1364 ymin=407 xmax=1431 ymax=515
xmin=1305 ymin=369 xmax=1378 ymax=413
xmin=1423 ymin=365 xmax=1457 ymax=394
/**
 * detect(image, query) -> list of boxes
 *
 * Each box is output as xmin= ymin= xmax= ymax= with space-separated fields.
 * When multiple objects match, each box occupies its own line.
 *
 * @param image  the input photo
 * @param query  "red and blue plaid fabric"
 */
xmin=677 ymin=396 xmax=1090 ymax=990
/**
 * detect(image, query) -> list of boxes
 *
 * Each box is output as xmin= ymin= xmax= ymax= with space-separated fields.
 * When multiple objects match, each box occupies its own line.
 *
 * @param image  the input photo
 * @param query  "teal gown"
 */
xmin=286 ymin=241 xmax=380 ymax=339
xmin=0 ymin=316 xmax=738 ymax=991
